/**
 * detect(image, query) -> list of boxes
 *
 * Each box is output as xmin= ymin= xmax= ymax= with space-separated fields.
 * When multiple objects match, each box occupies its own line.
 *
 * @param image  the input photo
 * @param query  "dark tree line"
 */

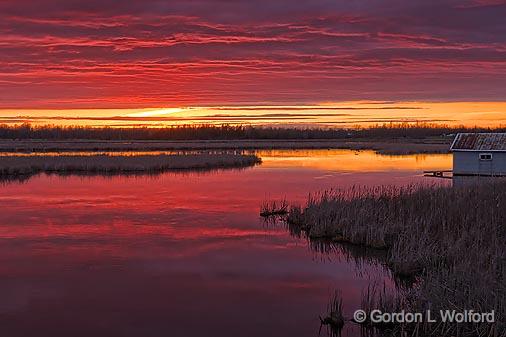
xmin=0 ymin=123 xmax=504 ymax=141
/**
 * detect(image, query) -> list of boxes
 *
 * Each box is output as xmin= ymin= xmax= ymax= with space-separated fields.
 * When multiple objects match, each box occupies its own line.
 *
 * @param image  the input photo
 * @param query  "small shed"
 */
xmin=450 ymin=133 xmax=506 ymax=176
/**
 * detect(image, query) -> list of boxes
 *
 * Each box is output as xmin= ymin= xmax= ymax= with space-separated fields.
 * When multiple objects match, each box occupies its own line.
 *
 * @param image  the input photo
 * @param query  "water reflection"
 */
xmin=256 ymin=149 xmax=452 ymax=173
xmin=0 ymin=165 xmax=254 ymax=185
xmin=0 ymin=150 xmax=451 ymax=337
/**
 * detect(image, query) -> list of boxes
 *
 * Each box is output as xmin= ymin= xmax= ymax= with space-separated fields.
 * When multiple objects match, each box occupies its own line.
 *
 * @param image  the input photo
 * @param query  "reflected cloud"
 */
xmin=0 ymin=149 xmax=452 ymax=336
xmin=257 ymin=149 xmax=452 ymax=172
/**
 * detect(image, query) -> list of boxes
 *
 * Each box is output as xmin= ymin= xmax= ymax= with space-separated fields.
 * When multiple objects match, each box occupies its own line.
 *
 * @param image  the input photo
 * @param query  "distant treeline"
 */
xmin=0 ymin=123 xmax=504 ymax=140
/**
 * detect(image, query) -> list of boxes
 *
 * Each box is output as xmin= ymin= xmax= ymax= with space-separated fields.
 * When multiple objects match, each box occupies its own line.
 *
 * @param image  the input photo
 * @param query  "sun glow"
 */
xmin=0 ymin=101 xmax=504 ymax=128
xmin=125 ymin=108 xmax=186 ymax=117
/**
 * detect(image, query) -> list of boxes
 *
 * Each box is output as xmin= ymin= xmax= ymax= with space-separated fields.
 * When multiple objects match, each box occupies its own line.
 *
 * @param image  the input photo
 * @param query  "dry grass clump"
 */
xmin=0 ymin=153 xmax=261 ymax=176
xmin=283 ymin=181 xmax=506 ymax=337
xmin=260 ymin=199 xmax=288 ymax=217
xmin=320 ymin=291 xmax=345 ymax=336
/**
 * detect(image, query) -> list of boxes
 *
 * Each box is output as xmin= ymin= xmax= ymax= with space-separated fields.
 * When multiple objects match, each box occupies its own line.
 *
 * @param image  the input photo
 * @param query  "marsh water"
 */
xmin=0 ymin=150 xmax=452 ymax=337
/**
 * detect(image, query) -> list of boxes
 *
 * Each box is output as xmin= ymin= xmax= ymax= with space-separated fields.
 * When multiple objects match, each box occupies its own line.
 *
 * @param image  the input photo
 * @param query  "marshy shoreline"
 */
xmin=0 ymin=153 xmax=261 ymax=178
xmin=0 ymin=138 xmax=450 ymax=155
xmin=262 ymin=181 xmax=506 ymax=337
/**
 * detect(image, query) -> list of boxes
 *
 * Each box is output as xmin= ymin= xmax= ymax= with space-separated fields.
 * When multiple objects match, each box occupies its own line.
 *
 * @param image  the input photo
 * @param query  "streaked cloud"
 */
xmin=0 ymin=0 xmax=505 ymax=109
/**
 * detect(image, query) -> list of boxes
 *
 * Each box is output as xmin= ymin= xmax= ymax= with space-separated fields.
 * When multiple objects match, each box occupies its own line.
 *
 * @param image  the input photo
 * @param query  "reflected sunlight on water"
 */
xmin=0 ymin=150 xmax=451 ymax=337
xmin=257 ymin=149 xmax=452 ymax=172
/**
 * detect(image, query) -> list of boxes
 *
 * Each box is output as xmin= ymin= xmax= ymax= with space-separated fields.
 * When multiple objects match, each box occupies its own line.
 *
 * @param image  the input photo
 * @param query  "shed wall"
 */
xmin=453 ymin=151 xmax=506 ymax=176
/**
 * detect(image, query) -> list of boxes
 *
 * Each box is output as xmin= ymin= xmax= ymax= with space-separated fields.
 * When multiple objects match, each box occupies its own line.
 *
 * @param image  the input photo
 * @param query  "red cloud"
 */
xmin=0 ymin=0 xmax=505 ymax=108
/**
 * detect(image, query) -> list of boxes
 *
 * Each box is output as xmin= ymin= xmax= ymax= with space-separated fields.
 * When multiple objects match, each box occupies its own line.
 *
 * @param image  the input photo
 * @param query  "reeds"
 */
xmin=0 ymin=139 xmax=447 ymax=154
xmin=2 ymin=123 xmax=504 ymax=141
xmin=260 ymin=199 xmax=288 ymax=217
xmin=320 ymin=291 xmax=345 ymax=336
xmin=358 ymin=283 xmax=406 ymax=330
xmin=283 ymin=181 xmax=506 ymax=337
xmin=0 ymin=153 xmax=261 ymax=176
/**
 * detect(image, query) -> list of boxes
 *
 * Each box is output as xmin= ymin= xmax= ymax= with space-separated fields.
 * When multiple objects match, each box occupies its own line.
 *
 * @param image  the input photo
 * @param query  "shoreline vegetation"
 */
xmin=0 ymin=139 xmax=450 ymax=155
xmin=0 ymin=153 xmax=261 ymax=177
xmin=262 ymin=181 xmax=505 ymax=337
xmin=0 ymin=123 xmax=504 ymax=155
xmin=2 ymin=123 xmax=505 ymax=141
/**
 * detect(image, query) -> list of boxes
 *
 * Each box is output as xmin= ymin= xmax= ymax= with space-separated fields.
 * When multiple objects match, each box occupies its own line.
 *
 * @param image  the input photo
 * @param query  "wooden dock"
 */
xmin=423 ymin=170 xmax=453 ymax=178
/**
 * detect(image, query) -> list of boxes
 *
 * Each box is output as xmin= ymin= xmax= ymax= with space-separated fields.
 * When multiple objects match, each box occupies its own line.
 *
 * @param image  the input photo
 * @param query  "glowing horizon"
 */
xmin=0 ymin=101 xmax=505 ymax=128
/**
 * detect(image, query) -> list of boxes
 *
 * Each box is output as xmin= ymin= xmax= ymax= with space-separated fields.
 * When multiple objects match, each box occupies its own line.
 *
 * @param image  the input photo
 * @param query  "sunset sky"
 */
xmin=1 ymin=0 xmax=505 ymax=127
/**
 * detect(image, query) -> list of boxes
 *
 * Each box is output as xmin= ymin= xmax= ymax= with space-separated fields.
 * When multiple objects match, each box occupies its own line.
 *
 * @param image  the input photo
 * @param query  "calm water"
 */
xmin=0 ymin=150 xmax=452 ymax=337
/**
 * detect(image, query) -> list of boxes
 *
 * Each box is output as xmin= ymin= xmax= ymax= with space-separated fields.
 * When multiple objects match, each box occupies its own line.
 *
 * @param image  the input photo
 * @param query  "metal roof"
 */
xmin=450 ymin=133 xmax=506 ymax=151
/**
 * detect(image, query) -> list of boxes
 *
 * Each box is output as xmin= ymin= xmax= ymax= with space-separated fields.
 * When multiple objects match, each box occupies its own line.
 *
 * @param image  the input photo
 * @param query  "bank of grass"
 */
xmin=0 ymin=139 xmax=450 ymax=155
xmin=269 ymin=181 xmax=505 ymax=336
xmin=0 ymin=153 xmax=261 ymax=176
